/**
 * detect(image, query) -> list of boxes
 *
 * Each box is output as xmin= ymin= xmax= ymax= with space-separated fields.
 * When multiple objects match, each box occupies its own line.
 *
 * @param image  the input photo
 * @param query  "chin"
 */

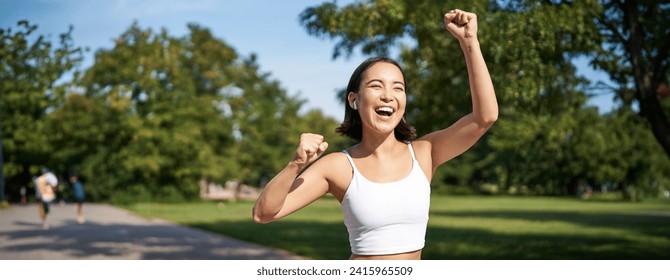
xmin=362 ymin=111 xmax=404 ymax=135
xmin=371 ymin=120 xmax=401 ymax=134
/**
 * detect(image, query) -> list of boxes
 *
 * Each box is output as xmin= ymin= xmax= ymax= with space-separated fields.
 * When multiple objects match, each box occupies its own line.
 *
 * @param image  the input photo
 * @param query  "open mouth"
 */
xmin=375 ymin=106 xmax=394 ymax=117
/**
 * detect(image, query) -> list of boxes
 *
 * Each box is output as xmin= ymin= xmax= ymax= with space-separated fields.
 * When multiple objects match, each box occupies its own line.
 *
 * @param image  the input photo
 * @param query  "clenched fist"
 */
xmin=444 ymin=9 xmax=478 ymax=42
xmin=293 ymin=133 xmax=329 ymax=169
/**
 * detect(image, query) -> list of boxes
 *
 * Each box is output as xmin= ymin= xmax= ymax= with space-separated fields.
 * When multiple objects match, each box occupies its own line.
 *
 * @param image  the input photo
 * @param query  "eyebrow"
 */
xmin=365 ymin=79 xmax=405 ymax=87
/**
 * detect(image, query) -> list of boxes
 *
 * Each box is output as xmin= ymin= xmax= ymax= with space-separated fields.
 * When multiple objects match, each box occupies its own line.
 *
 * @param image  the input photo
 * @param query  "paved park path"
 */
xmin=0 ymin=203 xmax=304 ymax=260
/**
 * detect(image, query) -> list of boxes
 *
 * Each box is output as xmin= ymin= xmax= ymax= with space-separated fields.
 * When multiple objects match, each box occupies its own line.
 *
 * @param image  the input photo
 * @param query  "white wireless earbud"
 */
xmin=352 ymin=101 xmax=358 ymax=110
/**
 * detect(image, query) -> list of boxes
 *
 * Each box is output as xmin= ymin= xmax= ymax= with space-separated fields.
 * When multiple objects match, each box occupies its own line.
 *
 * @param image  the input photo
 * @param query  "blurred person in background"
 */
xmin=35 ymin=169 xmax=58 ymax=229
xmin=70 ymin=175 xmax=86 ymax=224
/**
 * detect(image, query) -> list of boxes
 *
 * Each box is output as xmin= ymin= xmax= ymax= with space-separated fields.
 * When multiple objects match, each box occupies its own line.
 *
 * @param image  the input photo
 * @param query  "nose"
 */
xmin=380 ymin=87 xmax=393 ymax=102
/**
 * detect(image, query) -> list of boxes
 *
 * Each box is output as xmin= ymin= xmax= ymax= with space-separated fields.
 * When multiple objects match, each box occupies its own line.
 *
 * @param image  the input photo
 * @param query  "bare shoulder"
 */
xmin=307 ymin=151 xmax=353 ymax=200
xmin=312 ymin=151 xmax=352 ymax=180
xmin=410 ymin=139 xmax=432 ymax=161
xmin=410 ymin=139 xmax=434 ymax=180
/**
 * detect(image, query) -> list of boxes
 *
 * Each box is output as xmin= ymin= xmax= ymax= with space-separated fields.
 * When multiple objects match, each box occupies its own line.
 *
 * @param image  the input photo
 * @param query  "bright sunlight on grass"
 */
xmin=124 ymin=195 xmax=670 ymax=260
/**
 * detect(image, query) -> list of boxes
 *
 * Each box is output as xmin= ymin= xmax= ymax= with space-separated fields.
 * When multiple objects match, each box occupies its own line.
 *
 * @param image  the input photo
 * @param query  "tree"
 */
xmin=1 ymin=18 xmax=347 ymax=203
xmin=590 ymin=1 xmax=670 ymax=157
xmin=487 ymin=104 xmax=670 ymax=197
xmin=77 ymin=22 xmax=247 ymax=201
xmin=300 ymin=0 xmax=600 ymax=122
xmin=0 ymin=20 xmax=82 ymax=200
xmin=298 ymin=0 xmax=670 ymax=196
xmin=75 ymin=22 xmax=341 ymax=202
xmin=299 ymin=0 xmax=599 ymax=187
xmin=42 ymin=93 xmax=136 ymax=201
xmin=224 ymin=56 xmax=302 ymax=186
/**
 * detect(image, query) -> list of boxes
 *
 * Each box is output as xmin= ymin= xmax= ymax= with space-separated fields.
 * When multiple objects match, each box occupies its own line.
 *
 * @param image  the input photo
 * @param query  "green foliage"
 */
xmin=109 ymin=184 xmax=153 ymax=205
xmin=300 ymin=0 xmax=600 ymax=123
xmin=590 ymin=1 xmax=670 ymax=156
xmin=487 ymin=106 xmax=670 ymax=198
xmin=73 ymin=22 xmax=351 ymax=201
xmin=298 ymin=109 xmax=355 ymax=155
xmin=1 ymin=20 xmax=82 ymax=197
xmin=2 ymin=1 xmax=668 ymax=203
xmin=2 ymin=20 xmax=347 ymax=203
xmin=299 ymin=0 xmax=670 ymax=199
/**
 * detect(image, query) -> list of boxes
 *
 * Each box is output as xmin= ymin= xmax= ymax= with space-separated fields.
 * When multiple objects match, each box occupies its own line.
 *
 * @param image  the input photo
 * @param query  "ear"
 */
xmin=347 ymin=92 xmax=357 ymax=110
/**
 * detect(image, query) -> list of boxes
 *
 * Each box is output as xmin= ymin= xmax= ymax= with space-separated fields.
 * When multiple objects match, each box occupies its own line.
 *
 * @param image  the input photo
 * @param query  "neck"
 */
xmin=358 ymin=130 xmax=404 ymax=157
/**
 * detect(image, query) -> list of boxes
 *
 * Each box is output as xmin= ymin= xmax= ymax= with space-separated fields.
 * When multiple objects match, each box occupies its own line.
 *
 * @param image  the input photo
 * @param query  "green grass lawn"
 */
xmin=124 ymin=195 xmax=670 ymax=260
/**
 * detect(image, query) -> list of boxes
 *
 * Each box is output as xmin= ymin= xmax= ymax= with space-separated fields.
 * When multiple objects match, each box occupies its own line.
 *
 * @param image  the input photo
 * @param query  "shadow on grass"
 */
xmin=431 ymin=210 xmax=670 ymax=240
xmin=189 ymin=220 xmax=352 ymax=260
xmin=425 ymin=210 xmax=670 ymax=259
xmin=186 ymin=211 xmax=670 ymax=260
xmin=424 ymin=226 xmax=668 ymax=260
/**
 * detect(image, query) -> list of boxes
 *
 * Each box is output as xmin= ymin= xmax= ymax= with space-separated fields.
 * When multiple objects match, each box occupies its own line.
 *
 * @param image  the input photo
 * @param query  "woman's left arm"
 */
xmin=418 ymin=9 xmax=498 ymax=173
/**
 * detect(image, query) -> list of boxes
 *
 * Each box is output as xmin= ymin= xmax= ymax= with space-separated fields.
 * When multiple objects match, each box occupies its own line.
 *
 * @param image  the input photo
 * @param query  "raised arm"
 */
xmin=252 ymin=133 xmax=331 ymax=223
xmin=419 ymin=9 xmax=498 ymax=172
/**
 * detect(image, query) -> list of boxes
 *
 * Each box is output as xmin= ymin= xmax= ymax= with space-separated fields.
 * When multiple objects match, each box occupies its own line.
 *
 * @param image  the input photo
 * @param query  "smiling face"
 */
xmin=348 ymin=61 xmax=407 ymax=138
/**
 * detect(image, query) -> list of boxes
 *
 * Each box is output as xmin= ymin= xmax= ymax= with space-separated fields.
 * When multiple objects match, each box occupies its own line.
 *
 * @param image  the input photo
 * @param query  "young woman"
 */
xmin=253 ymin=9 xmax=497 ymax=260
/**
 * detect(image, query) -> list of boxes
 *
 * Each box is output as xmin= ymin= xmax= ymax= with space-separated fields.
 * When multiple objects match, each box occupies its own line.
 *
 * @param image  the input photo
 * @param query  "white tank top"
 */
xmin=341 ymin=142 xmax=431 ymax=255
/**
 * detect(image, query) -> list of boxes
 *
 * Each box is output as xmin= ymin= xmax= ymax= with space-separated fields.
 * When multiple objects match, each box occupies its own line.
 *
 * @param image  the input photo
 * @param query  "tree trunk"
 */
xmin=623 ymin=1 xmax=670 ymax=158
xmin=640 ymin=89 xmax=670 ymax=157
xmin=564 ymin=178 xmax=578 ymax=196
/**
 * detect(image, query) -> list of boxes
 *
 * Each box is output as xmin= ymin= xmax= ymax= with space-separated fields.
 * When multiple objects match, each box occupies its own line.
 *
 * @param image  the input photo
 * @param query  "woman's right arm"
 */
xmin=252 ymin=133 xmax=330 ymax=223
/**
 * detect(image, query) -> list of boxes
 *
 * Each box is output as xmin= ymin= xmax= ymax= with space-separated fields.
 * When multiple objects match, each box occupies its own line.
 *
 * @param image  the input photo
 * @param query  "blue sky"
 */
xmin=1 ymin=0 xmax=616 ymax=120
xmin=1 ymin=0 xmax=364 ymax=120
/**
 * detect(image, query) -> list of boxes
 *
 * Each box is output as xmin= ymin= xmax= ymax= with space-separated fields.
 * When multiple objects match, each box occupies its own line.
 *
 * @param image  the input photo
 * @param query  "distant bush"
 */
xmin=155 ymin=185 xmax=186 ymax=203
xmin=110 ymin=184 xmax=152 ymax=205
xmin=589 ymin=191 xmax=624 ymax=201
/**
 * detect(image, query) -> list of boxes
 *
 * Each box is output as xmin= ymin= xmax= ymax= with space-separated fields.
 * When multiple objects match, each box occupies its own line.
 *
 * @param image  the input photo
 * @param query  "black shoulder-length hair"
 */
xmin=336 ymin=57 xmax=417 ymax=142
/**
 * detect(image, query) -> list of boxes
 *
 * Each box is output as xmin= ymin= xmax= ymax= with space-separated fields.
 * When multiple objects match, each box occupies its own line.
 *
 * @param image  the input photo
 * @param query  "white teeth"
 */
xmin=376 ymin=107 xmax=394 ymax=113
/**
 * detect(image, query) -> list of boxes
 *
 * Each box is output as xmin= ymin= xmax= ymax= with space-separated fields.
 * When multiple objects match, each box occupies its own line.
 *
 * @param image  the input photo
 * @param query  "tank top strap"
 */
xmin=407 ymin=142 xmax=418 ymax=162
xmin=342 ymin=150 xmax=360 ymax=174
